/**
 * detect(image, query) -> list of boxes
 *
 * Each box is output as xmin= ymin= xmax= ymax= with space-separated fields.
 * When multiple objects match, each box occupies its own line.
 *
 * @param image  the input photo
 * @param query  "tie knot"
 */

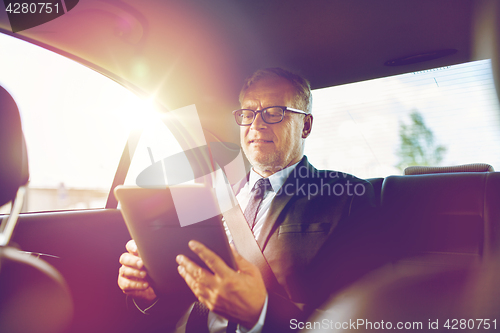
xmin=252 ymin=178 xmax=272 ymax=197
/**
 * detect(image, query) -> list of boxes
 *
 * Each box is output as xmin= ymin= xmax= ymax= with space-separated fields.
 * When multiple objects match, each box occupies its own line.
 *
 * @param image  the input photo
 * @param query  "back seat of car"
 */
xmin=313 ymin=168 xmax=500 ymax=326
xmin=366 ymin=167 xmax=500 ymax=267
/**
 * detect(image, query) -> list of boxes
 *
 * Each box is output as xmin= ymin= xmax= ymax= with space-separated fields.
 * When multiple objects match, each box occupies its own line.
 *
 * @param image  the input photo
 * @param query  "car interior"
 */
xmin=1 ymin=0 xmax=500 ymax=332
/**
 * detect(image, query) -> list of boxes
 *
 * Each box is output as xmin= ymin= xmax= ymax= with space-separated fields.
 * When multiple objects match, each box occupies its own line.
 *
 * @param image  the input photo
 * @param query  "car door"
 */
xmin=0 ymin=31 xmax=188 ymax=333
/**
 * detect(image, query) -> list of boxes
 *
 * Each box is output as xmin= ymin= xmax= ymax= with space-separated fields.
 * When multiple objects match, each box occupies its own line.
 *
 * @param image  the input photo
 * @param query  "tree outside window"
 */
xmin=396 ymin=110 xmax=447 ymax=172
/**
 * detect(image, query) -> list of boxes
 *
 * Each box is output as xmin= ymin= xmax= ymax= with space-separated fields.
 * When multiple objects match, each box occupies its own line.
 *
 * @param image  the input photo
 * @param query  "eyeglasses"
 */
xmin=232 ymin=106 xmax=308 ymax=126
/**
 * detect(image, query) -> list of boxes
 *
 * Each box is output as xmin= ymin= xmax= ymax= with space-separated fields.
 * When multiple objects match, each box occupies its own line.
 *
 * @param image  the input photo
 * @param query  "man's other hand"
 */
xmin=118 ymin=239 xmax=157 ymax=302
xmin=176 ymin=241 xmax=267 ymax=329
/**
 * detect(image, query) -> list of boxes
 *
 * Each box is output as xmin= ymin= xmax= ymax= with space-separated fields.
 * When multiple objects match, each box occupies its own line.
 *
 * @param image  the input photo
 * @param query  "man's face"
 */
xmin=239 ymin=77 xmax=312 ymax=176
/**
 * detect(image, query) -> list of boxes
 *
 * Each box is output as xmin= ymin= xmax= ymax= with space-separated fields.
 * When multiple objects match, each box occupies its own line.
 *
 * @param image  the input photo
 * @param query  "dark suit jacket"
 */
xmin=232 ymin=156 xmax=378 ymax=332
xmin=135 ymin=156 xmax=380 ymax=333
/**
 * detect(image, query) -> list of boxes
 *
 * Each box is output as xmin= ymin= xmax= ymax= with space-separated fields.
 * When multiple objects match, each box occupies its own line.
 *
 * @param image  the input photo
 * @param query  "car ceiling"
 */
xmin=0 ymin=0 xmax=496 ymax=144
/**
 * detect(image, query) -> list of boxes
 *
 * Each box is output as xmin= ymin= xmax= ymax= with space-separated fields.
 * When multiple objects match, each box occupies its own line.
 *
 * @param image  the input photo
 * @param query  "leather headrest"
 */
xmin=404 ymin=163 xmax=494 ymax=175
xmin=0 ymin=86 xmax=29 ymax=207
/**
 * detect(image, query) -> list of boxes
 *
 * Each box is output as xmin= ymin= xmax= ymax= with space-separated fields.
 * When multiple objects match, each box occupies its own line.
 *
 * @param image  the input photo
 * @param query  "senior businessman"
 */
xmin=118 ymin=68 xmax=380 ymax=332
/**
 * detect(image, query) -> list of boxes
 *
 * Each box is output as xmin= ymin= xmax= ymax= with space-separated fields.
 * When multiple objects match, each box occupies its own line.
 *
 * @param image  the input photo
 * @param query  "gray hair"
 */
xmin=239 ymin=68 xmax=313 ymax=114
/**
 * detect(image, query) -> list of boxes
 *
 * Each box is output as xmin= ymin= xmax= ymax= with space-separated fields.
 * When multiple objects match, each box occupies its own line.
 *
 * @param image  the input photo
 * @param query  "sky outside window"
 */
xmin=0 ymin=32 xmax=181 ymax=212
xmin=306 ymin=59 xmax=500 ymax=178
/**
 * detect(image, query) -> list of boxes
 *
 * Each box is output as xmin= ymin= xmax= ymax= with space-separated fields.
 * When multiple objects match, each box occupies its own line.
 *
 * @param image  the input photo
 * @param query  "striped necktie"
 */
xmin=243 ymin=178 xmax=272 ymax=229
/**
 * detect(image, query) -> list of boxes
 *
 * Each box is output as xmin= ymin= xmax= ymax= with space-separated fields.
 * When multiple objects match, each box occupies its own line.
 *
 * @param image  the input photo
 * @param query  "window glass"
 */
xmin=306 ymin=59 xmax=500 ymax=178
xmin=124 ymin=104 xmax=208 ymax=188
xmin=0 ymin=33 xmax=179 ymax=213
xmin=123 ymin=116 xmax=187 ymax=187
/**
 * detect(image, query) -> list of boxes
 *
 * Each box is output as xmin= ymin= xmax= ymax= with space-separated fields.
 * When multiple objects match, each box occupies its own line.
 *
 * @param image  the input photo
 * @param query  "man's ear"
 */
xmin=302 ymin=114 xmax=313 ymax=138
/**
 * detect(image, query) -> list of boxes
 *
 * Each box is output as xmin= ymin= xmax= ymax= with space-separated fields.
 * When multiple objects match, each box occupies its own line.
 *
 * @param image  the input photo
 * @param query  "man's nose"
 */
xmin=251 ymin=111 xmax=267 ymax=130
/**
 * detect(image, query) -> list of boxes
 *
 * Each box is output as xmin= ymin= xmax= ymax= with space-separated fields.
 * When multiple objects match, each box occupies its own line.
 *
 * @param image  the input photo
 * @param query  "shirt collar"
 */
xmin=248 ymin=161 xmax=301 ymax=193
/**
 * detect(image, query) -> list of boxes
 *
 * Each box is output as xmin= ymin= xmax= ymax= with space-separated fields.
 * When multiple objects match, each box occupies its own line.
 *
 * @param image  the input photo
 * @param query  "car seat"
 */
xmin=0 ymin=85 xmax=73 ymax=333
xmin=304 ymin=164 xmax=500 ymax=332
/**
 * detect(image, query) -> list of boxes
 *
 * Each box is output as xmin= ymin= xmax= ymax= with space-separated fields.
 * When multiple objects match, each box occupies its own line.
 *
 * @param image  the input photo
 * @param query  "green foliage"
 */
xmin=396 ymin=110 xmax=447 ymax=171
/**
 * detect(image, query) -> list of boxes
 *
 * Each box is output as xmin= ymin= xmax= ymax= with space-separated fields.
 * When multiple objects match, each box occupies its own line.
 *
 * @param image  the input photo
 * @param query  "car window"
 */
xmin=0 ymin=33 xmax=180 ymax=213
xmin=306 ymin=59 xmax=500 ymax=178
xmin=123 ymin=115 xmax=188 ymax=188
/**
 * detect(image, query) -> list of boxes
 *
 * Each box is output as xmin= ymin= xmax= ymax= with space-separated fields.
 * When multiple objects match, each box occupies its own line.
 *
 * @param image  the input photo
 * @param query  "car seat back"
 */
xmin=0 ymin=85 xmax=73 ymax=333
xmin=382 ymin=172 xmax=500 ymax=266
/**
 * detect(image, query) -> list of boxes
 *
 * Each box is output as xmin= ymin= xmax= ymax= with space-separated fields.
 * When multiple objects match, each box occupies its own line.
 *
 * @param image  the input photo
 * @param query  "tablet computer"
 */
xmin=114 ymin=184 xmax=236 ymax=296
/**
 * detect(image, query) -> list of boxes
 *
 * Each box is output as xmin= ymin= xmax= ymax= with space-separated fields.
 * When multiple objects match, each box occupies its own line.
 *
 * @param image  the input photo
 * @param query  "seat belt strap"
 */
xmin=215 ymin=170 xmax=284 ymax=294
xmin=222 ymin=204 xmax=283 ymax=293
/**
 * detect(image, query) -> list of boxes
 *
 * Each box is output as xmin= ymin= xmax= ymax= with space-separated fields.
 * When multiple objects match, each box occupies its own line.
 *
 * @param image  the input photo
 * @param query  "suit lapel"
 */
xmin=256 ymin=157 xmax=316 ymax=249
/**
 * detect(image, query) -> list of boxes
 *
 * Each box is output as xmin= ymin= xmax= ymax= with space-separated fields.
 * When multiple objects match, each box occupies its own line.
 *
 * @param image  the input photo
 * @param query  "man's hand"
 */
xmin=118 ymin=239 xmax=157 ymax=302
xmin=176 ymin=241 xmax=267 ymax=329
